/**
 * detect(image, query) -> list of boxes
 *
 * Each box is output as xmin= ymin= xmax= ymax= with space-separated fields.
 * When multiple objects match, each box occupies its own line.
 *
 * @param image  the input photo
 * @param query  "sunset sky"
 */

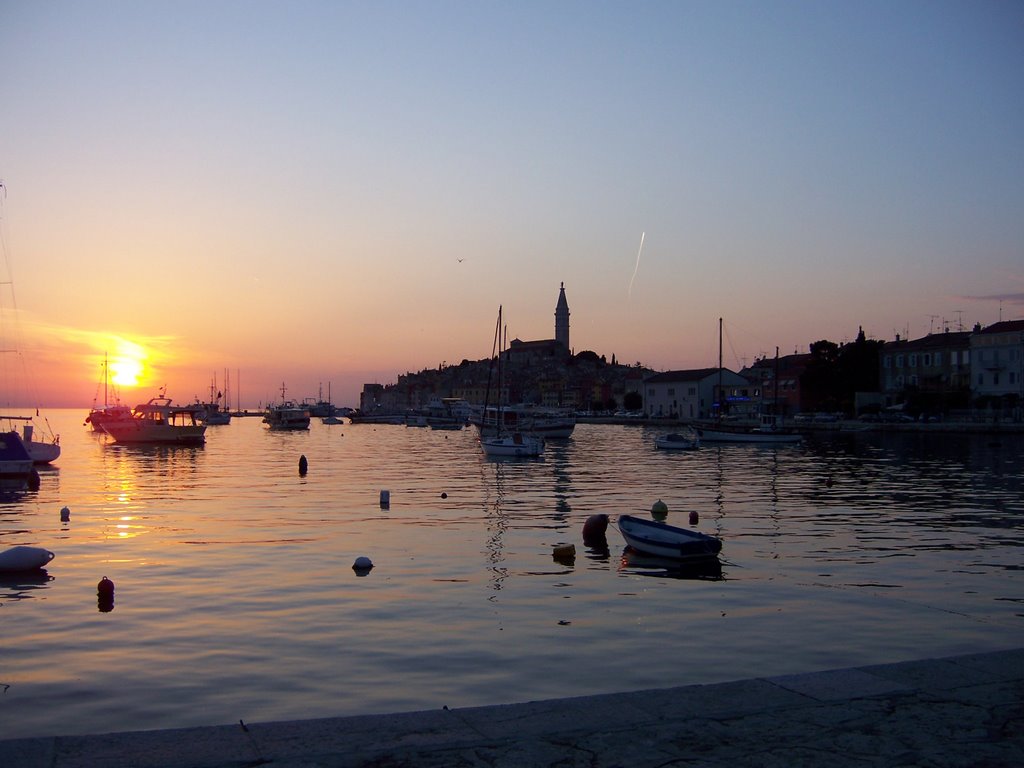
xmin=2 ymin=1 xmax=1022 ymax=409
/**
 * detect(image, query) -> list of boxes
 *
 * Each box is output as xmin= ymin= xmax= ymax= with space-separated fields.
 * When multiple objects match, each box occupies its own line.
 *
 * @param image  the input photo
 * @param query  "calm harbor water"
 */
xmin=1 ymin=409 xmax=1022 ymax=740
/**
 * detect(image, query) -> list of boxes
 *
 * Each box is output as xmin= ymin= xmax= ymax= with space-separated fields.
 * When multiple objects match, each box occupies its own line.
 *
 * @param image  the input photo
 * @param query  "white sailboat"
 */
xmin=480 ymin=306 xmax=543 ymax=458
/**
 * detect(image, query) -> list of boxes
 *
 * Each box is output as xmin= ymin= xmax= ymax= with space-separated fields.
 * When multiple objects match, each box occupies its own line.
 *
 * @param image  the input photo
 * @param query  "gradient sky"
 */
xmin=2 ymin=1 xmax=1022 ymax=409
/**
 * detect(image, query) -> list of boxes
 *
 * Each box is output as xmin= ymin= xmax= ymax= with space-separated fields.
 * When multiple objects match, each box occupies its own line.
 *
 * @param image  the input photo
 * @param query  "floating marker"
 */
xmin=353 ymin=556 xmax=374 ymax=576
xmin=689 ymin=510 xmax=699 ymax=525
xmin=651 ymin=499 xmax=668 ymax=520
xmin=379 ymin=490 xmax=390 ymax=509
xmin=97 ymin=577 xmax=115 ymax=613
xmin=298 ymin=455 xmax=308 ymax=475
xmin=60 ymin=506 xmax=71 ymax=522
xmin=441 ymin=492 xmax=448 ymax=499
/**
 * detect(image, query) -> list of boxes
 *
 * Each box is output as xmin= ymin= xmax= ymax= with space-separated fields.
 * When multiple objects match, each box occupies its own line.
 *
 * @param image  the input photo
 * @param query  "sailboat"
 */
xmin=480 ymin=306 xmax=544 ymax=458
xmin=0 ymin=184 xmax=61 ymax=464
xmin=693 ymin=319 xmax=802 ymax=444
xmin=85 ymin=353 xmax=135 ymax=433
xmin=194 ymin=374 xmax=231 ymax=425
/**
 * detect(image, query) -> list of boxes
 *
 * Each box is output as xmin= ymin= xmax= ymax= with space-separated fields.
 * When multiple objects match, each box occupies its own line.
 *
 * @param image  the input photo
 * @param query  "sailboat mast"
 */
xmin=717 ymin=317 xmax=723 ymax=418
xmin=773 ymin=346 xmax=780 ymax=415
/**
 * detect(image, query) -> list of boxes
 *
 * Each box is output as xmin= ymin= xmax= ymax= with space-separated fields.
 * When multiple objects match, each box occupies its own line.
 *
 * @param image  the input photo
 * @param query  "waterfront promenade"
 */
xmin=3 ymin=648 xmax=1021 ymax=767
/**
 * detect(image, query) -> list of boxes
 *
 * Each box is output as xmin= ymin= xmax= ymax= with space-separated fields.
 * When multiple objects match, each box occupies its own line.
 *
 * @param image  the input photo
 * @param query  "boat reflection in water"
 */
xmin=619 ymin=548 xmax=724 ymax=580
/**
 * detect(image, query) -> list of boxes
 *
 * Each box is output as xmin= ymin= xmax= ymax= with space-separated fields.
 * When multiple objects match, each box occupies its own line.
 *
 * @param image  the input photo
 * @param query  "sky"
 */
xmin=1 ymin=1 xmax=1022 ymax=409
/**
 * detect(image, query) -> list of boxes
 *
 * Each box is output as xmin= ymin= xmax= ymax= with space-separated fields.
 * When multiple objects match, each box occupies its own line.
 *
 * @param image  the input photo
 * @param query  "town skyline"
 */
xmin=2 ymin=3 xmax=1022 ymax=410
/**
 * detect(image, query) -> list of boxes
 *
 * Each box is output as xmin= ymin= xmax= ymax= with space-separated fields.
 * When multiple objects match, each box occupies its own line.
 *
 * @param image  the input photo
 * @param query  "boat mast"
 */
xmin=717 ymin=317 xmax=723 ymax=419
xmin=773 ymin=346 xmax=780 ymax=416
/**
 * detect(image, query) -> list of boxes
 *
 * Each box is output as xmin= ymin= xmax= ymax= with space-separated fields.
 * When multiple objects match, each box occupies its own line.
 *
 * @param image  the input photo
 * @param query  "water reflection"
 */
xmin=0 ymin=569 xmax=52 ymax=601
xmin=618 ymin=549 xmax=724 ymax=581
xmin=5 ymin=413 xmax=1024 ymax=741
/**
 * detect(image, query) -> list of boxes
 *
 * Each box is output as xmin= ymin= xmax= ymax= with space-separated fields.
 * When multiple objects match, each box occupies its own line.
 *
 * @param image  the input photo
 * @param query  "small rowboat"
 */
xmin=617 ymin=514 xmax=721 ymax=560
xmin=0 ymin=545 xmax=55 ymax=572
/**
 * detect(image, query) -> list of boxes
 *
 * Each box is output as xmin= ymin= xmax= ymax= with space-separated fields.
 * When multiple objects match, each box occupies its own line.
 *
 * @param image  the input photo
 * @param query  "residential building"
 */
xmin=881 ymin=330 xmax=973 ymax=410
xmin=643 ymin=368 xmax=751 ymax=420
xmin=970 ymin=319 xmax=1024 ymax=407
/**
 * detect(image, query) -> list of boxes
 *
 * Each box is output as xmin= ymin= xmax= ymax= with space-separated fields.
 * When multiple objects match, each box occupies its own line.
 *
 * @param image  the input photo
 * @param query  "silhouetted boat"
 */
xmin=102 ymin=392 xmax=207 ymax=445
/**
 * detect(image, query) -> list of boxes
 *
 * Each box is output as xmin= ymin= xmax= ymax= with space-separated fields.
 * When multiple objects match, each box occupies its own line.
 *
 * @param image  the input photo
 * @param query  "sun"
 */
xmin=111 ymin=358 xmax=144 ymax=387
xmin=109 ymin=340 xmax=148 ymax=388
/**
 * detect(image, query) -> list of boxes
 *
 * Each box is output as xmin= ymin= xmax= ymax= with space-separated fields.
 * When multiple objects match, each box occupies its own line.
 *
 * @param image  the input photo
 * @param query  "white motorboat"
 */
xmin=481 ymin=432 xmax=544 ymax=457
xmin=102 ymin=393 xmax=207 ymax=445
xmin=263 ymin=384 xmax=310 ymax=430
xmin=694 ymin=414 xmax=802 ymax=444
xmin=617 ymin=514 xmax=722 ymax=560
xmin=654 ymin=430 xmax=700 ymax=450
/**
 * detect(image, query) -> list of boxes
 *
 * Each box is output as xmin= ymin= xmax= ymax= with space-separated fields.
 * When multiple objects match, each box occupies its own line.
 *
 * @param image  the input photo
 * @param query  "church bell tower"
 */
xmin=555 ymin=282 xmax=570 ymax=351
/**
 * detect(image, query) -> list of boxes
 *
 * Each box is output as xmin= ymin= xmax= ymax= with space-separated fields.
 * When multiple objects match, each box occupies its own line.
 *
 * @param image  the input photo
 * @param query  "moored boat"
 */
xmin=85 ymin=353 xmax=135 ymax=433
xmin=694 ymin=414 xmax=802 ymax=444
xmin=102 ymin=393 xmax=207 ymax=445
xmin=617 ymin=514 xmax=722 ymax=560
xmin=1 ymin=416 xmax=61 ymax=463
xmin=478 ymin=306 xmax=545 ymax=459
xmin=654 ymin=430 xmax=700 ymax=450
xmin=481 ymin=431 xmax=544 ymax=457
xmin=0 ymin=430 xmax=36 ymax=490
xmin=263 ymin=384 xmax=310 ymax=430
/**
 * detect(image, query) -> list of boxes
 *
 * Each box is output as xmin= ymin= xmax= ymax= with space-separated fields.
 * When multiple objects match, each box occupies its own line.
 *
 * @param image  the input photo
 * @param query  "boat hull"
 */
xmin=103 ymin=423 xmax=207 ymax=444
xmin=617 ymin=514 xmax=722 ymax=560
xmin=0 ymin=431 xmax=36 ymax=489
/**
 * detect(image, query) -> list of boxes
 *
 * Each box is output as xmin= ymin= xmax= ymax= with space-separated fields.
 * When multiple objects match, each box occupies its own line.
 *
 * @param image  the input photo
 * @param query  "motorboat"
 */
xmin=617 ymin=514 xmax=722 ymax=560
xmin=264 ymin=402 xmax=311 ymax=430
xmin=472 ymin=405 xmax=575 ymax=438
xmin=263 ymin=385 xmax=311 ymax=430
xmin=694 ymin=414 xmax=802 ymax=444
xmin=481 ymin=432 xmax=544 ymax=457
xmin=654 ymin=430 xmax=700 ymax=450
xmin=102 ymin=393 xmax=207 ymax=445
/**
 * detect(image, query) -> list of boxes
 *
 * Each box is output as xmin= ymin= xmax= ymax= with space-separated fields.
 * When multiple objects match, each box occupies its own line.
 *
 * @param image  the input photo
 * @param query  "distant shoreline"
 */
xmin=578 ymin=415 xmax=1024 ymax=435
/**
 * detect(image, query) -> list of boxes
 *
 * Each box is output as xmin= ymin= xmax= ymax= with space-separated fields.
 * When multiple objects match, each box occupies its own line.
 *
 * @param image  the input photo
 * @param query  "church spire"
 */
xmin=555 ymin=282 xmax=570 ymax=351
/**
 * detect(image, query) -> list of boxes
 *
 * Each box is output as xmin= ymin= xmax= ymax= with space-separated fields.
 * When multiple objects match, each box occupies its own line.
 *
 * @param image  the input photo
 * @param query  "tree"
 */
xmin=623 ymin=391 xmax=643 ymax=411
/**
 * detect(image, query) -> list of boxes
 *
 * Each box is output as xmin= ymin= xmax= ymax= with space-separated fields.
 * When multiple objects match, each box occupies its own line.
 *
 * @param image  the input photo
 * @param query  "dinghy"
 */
xmin=617 ymin=515 xmax=721 ymax=560
xmin=0 ymin=545 xmax=55 ymax=572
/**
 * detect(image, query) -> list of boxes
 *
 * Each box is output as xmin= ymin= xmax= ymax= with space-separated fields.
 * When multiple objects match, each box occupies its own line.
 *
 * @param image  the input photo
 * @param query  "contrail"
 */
xmin=628 ymin=231 xmax=645 ymax=299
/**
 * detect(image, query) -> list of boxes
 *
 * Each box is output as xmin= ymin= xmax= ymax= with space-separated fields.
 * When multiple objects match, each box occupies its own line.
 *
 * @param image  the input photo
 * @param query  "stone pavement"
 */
xmin=2 ymin=648 xmax=1022 ymax=767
